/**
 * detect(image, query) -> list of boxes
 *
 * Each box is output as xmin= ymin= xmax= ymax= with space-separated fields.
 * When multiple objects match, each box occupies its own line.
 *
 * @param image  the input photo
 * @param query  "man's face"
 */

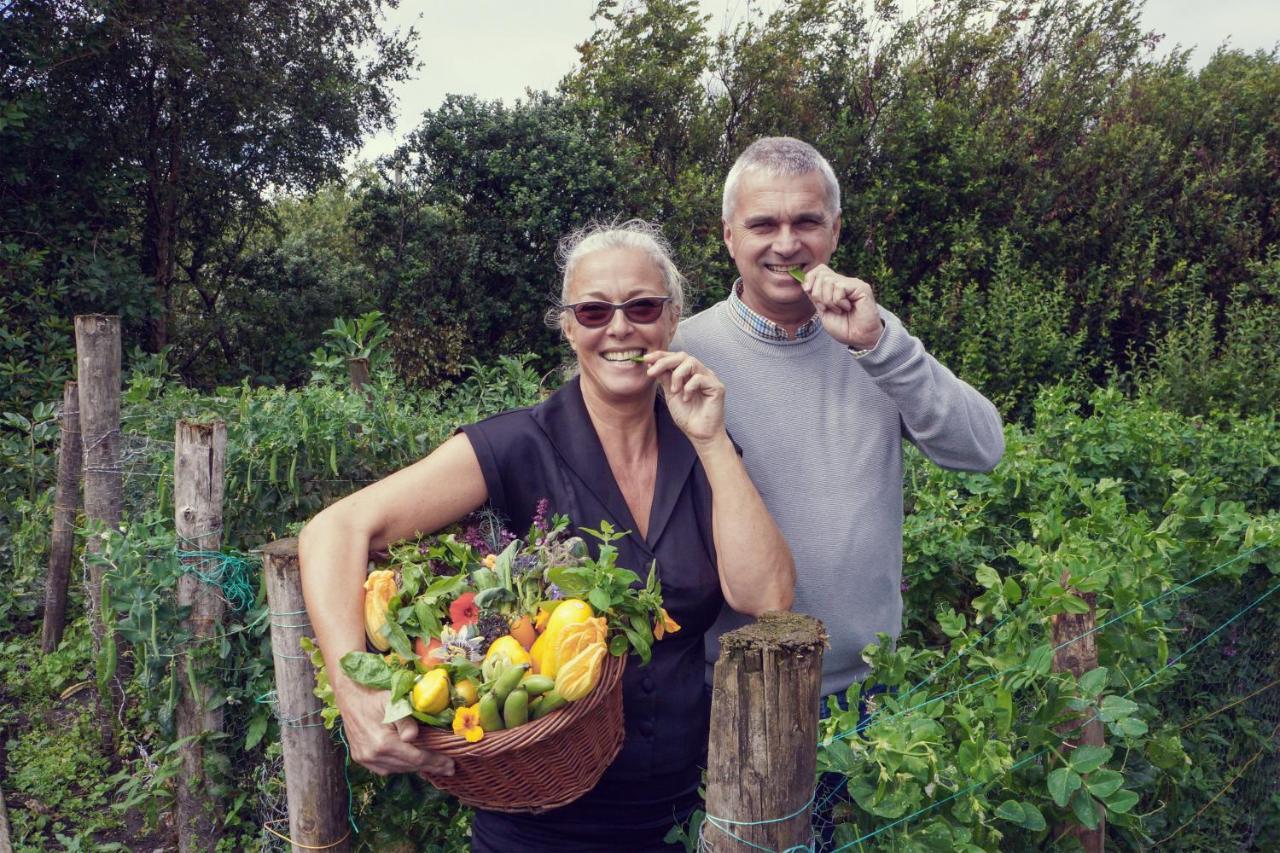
xmin=723 ymin=169 xmax=840 ymax=326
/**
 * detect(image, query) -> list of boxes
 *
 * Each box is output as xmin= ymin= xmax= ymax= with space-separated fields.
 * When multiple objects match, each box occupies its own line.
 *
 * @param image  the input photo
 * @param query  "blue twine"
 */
xmin=175 ymin=547 xmax=260 ymax=612
xmin=701 ymin=788 xmax=818 ymax=853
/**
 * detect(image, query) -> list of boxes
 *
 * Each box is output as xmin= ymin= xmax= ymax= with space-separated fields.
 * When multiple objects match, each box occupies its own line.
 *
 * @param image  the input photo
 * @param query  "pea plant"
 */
xmin=820 ymin=387 xmax=1280 ymax=850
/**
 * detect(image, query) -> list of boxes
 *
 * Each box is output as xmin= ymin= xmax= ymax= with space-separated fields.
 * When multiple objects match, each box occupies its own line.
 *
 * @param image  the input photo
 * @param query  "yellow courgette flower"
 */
xmin=654 ymin=607 xmax=681 ymax=641
xmin=452 ymin=703 xmax=484 ymax=743
xmin=483 ymin=554 xmax=498 ymax=569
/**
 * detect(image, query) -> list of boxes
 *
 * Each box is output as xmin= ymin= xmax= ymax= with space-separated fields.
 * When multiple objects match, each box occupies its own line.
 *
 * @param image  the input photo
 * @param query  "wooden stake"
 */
xmin=262 ymin=538 xmax=351 ymax=853
xmin=0 ymin=783 xmax=11 ymax=853
xmin=74 ymin=314 xmax=123 ymax=756
xmin=704 ymin=611 xmax=827 ymax=852
xmin=41 ymin=381 xmax=82 ymax=652
xmin=1052 ymin=573 xmax=1105 ymax=852
xmin=346 ymin=357 xmax=370 ymax=394
xmin=174 ymin=420 xmax=228 ymax=852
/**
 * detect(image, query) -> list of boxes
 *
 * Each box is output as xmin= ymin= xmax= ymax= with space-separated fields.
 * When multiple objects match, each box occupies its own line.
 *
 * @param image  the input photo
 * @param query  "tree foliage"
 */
xmin=0 ymin=0 xmax=414 ymax=408
xmin=353 ymin=94 xmax=634 ymax=384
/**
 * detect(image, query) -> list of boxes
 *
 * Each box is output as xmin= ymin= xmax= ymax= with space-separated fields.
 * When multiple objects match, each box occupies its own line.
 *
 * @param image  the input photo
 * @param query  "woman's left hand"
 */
xmin=645 ymin=350 xmax=726 ymax=444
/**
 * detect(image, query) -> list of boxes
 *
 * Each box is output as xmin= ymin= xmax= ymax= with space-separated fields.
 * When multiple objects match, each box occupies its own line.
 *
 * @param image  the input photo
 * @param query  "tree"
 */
xmin=354 ymin=94 xmax=634 ymax=385
xmin=1 ymin=0 xmax=415 ymax=407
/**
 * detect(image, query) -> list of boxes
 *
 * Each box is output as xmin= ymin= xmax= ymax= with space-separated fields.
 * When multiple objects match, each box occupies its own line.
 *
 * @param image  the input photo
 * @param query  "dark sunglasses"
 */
xmin=563 ymin=295 xmax=672 ymax=328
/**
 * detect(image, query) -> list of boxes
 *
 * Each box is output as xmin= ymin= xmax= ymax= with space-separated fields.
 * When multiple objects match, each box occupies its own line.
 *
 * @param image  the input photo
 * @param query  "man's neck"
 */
xmin=737 ymin=286 xmax=815 ymax=340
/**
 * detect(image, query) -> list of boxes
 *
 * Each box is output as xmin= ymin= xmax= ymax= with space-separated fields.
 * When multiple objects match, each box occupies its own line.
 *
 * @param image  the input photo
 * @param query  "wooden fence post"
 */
xmin=75 ymin=314 xmax=123 ymax=754
xmin=704 ymin=611 xmax=827 ymax=852
xmin=1052 ymin=574 xmax=1105 ymax=851
xmin=262 ymin=538 xmax=351 ymax=853
xmin=41 ymin=381 xmax=82 ymax=652
xmin=346 ymin=357 xmax=370 ymax=394
xmin=174 ymin=420 xmax=227 ymax=852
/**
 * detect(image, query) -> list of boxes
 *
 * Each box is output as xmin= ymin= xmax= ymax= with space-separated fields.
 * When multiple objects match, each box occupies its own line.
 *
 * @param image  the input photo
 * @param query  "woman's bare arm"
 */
xmin=297 ymin=433 xmax=488 ymax=776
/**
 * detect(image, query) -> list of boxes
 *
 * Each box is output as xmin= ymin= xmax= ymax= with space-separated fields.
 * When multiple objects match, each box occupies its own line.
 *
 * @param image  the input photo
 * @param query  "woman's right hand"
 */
xmin=333 ymin=676 xmax=455 ymax=777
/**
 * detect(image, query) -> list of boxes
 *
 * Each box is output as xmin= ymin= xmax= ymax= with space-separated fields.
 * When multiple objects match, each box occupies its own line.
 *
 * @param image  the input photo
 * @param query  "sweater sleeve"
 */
xmin=854 ymin=307 xmax=1005 ymax=472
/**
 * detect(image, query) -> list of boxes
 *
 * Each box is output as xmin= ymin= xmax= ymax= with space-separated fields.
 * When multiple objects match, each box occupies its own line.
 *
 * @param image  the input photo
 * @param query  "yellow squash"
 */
xmin=555 ymin=642 xmax=607 ymax=701
xmin=411 ymin=668 xmax=451 ymax=715
xmin=363 ymin=570 xmax=397 ymax=652
xmin=540 ymin=599 xmax=594 ymax=679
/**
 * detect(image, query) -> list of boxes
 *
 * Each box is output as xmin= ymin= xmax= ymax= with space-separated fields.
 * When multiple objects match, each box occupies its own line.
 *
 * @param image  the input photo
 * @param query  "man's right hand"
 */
xmin=334 ymin=678 xmax=455 ymax=777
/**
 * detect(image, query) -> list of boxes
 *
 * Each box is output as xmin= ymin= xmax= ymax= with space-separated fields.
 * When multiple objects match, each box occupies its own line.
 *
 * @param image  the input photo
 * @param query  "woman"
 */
xmin=298 ymin=220 xmax=794 ymax=851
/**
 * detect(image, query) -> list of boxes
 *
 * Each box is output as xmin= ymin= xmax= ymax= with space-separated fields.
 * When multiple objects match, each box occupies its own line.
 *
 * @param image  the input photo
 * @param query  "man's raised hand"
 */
xmin=798 ymin=264 xmax=883 ymax=350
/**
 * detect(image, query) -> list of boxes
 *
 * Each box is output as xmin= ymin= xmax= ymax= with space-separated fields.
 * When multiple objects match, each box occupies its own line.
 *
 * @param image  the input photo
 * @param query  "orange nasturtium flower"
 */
xmin=654 ymin=607 xmax=681 ymax=641
xmin=452 ymin=703 xmax=484 ymax=743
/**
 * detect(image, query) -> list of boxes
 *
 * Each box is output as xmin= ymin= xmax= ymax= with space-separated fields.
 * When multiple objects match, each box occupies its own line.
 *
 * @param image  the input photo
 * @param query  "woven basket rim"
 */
xmin=414 ymin=651 xmax=626 ymax=756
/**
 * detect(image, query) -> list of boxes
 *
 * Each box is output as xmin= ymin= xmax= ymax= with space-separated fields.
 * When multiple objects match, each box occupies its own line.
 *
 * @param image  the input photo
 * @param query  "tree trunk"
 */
xmin=75 ymin=314 xmax=123 ymax=757
xmin=174 ymin=420 xmax=227 ymax=852
xmin=704 ymin=611 xmax=827 ymax=852
xmin=41 ymin=381 xmax=82 ymax=652
xmin=1052 ymin=572 xmax=1105 ymax=852
xmin=262 ymin=538 xmax=351 ymax=853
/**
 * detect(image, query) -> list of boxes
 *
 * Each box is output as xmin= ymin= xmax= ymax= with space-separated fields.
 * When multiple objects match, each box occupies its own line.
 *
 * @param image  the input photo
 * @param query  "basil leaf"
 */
xmin=340 ymin=651 xmax=394 ymax=690
xmin=382 ymin=695 xmax=413 ymax=725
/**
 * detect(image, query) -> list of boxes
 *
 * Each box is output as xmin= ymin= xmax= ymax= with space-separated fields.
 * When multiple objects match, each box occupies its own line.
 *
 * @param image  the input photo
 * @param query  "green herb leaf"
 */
xmin=340 ymin=651 xmax=394 ymax=690
xmin=588 ymin=587 xmax=612 ymax=613
xmin=382 ymin=695 xmax=413 ymax=725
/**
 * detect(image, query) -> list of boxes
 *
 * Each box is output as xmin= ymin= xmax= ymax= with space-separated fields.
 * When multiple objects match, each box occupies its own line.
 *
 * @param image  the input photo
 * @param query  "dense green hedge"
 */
xmin=5 ymin=1 xmax=1278 ymax=420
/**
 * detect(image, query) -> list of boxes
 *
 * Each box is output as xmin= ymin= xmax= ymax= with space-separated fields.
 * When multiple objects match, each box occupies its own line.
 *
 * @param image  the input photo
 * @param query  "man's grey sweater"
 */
xmin=672 ymin=299 xmax=1005 ymax=696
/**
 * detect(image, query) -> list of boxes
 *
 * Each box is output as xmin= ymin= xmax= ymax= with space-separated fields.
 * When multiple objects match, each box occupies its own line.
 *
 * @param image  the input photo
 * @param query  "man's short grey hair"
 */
xmin=721 ymin=136 xmax=841 ymax=221
xmin=555 ymin=218 xmax=687 ymax=318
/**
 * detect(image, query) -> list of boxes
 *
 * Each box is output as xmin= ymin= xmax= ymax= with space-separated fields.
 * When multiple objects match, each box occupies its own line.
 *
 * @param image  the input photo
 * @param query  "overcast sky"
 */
xmin=357 ymin=0 xmax=1280 ymax=163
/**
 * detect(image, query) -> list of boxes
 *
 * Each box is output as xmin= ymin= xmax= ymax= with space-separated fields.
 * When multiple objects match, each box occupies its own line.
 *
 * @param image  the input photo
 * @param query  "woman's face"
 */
xmin=562 ymin=246 xmax=677 ymax=403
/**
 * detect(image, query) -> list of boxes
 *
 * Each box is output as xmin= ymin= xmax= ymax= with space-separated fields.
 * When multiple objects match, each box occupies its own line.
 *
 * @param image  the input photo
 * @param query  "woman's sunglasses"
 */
xmin=563 ymin=296 xmax=672 ymax=328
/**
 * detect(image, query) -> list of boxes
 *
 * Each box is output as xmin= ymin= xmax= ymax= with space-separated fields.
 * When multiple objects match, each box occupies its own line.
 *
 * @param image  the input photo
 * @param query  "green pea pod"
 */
xmin=492 ymin=663 xmax=529 ymax=706
xmin=503 ymin=688 xmax=529 ymax=728
xmin=531 ymin=689 xmax=567 ymax=720
xmin=478 ymin=692 xmax=504 ymax=731
xmin=97 ymin=634 xmax=117 ymax=692
xmin=521 ymin=675 xmax=555 ymax=697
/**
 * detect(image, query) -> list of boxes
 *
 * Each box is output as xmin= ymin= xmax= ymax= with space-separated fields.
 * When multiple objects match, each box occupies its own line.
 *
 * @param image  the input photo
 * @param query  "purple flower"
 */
xmin=430 ymin=559 xmax=457 ymax=577
xmin=532 ymin=498 xmax=551 ymax=531
xmin=900 ymin=577 xmax=911 ymax=593
xmin=460 ymin=524 xmax=490 ymax=554
xmin=546 ymin=583 xmax=563 ymax=600
xmin=513 ymin=555 xmax=540 ymax=575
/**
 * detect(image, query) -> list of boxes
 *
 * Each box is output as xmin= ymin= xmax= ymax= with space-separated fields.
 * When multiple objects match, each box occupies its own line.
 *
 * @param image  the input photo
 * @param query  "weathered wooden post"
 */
xmin=75 ymin=314 xmax=123 ymax=753
xmin=346 ymin=357 xmax=370 ymax=394
xmin=41 ymin=381 xmax=82 ymax=652
xmin=262 ymin=538 xmax=351 ymax=853
xmin=1052 ymin=573 xmax=1105 ymax=851
xmin=0 ymin=780 xmax=11 ymax=853
xmin=704 ymin=611 xmax=827 ymax=852
xmin=174 ymin=419 xmax=228 ymax=851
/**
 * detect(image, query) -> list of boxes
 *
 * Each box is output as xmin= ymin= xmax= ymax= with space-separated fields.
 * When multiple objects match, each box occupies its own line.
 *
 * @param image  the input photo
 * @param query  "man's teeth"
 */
xmin=602 ymin=350 xmax=644 ymax=362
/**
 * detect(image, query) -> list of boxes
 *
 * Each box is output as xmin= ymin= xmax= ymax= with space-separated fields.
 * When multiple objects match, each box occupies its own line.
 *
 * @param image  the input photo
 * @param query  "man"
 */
xmin=672 ymin=136 xmax=1005 ymax=701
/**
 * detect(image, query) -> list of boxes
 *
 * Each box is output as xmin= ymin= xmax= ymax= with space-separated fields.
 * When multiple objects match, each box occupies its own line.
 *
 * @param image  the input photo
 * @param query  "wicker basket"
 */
xmin=416 ymin=652 xmax=627 ymax=813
